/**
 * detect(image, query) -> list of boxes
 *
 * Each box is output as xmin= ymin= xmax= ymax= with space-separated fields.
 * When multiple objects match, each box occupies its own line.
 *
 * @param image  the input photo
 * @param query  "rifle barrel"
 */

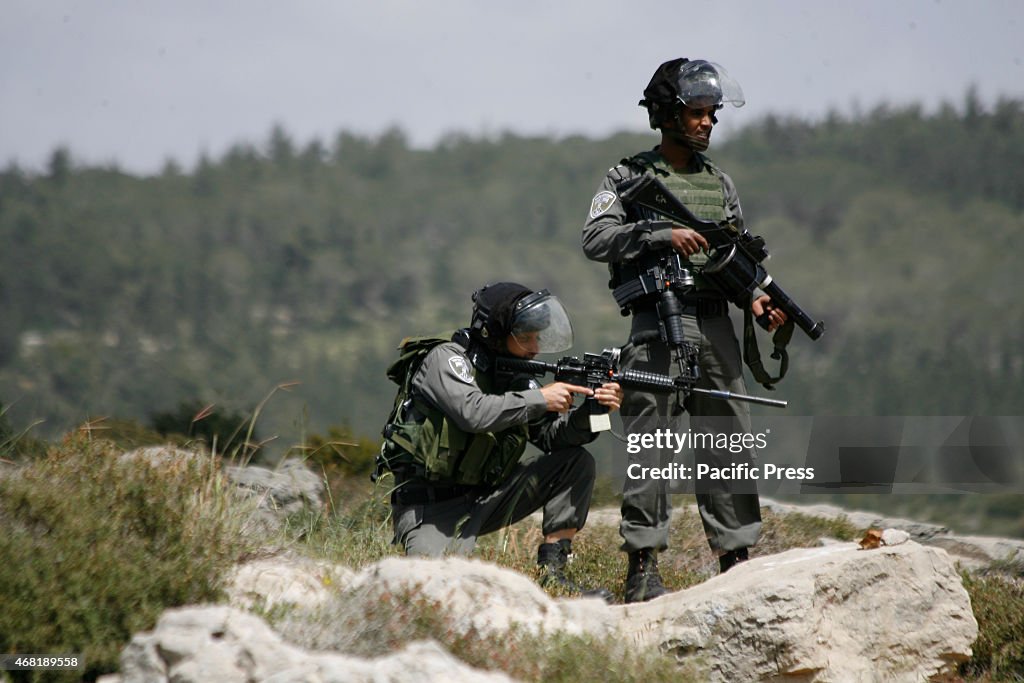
xmin=691 ymin=387 xmax=788 ymax=408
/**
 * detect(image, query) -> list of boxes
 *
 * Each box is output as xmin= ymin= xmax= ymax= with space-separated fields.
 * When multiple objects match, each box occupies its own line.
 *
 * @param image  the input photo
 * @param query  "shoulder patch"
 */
xmin=447 ymin=355 xmax=475 ymax=384
xmin=589 ymin=190 xmax=617 ymax=219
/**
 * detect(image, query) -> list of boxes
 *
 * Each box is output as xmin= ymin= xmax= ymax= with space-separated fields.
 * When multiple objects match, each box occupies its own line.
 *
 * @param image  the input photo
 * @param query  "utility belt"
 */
xmin=610 ymin=252 xmax=726 ymax=317
xmin=391 ymin=471 xmax=482 ymax=506
xmin=630 ymin=295 xmax=728 ymax=320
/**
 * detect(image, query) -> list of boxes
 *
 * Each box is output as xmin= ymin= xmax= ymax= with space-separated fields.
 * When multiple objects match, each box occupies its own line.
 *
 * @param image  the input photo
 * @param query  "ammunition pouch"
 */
xmin=382 ymin=397 xmax=528 ymax=488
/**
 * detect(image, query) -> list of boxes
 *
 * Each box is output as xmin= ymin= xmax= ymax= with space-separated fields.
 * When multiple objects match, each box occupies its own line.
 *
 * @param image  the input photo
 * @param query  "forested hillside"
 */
xmin=2 ymin=94 xmax=1022 ymax=461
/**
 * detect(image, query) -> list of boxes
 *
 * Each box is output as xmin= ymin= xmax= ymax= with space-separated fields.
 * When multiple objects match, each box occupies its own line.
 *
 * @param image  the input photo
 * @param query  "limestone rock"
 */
xmin=618 ymin=541 xmax=977 ymax=681
xmin=340 ymin=556 xmax=616 ymax=638
xmin=116 ymin=542 xmax=978 ymax=682
xmin=881 ymin=528 xmax=911 ymax=546
xmin=928 ymin=534 xmax=1024 ymax=569
xmin=118 ymin=605 xmax=511 ymax=683
xmin=120 ymin=445 xmax=202 ymax=467
xmin=225 ymin=555 xmax=355 ymax=611
xmin=225 ymin=459 xmax=325 ymax=514
xmin=760 ymin=497 xmax=1024 ymax=571
xmin=225 ymin=458 xmax=325 ymax=534
xmin=760 ymin=498 xmax=949 ymax=540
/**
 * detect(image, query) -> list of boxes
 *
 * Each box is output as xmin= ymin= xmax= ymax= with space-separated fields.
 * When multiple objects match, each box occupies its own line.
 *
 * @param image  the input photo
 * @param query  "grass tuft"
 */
xmin=275 ymin=586 xmax=697 ymax=682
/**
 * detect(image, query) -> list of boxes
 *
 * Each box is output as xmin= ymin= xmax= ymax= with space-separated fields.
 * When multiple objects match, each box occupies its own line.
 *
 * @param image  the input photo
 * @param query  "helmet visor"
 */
xmin=509 ymin=291 xmax=574 ymax=354
xmin=675 ymin=60 xmax=745 ymax=109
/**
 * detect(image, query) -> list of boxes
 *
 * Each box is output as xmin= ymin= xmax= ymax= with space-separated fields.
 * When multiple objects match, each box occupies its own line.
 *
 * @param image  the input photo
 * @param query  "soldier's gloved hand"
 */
xmin=670 ymin=226 xmax=709 ymax=257
xmin=540 ymin=382 xmax=591 ymax=413
xmin=593 ymin=382 xmax=624 ymax=413
xmin=752 ymin=295 xmax=788 ymax=332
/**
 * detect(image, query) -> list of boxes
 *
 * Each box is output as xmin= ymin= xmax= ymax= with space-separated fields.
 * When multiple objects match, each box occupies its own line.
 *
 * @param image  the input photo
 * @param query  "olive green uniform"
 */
xmin=582 ymin=149 xmax=761 ymax=554
xmin=392 ymin=341 xmax=600 ymax=557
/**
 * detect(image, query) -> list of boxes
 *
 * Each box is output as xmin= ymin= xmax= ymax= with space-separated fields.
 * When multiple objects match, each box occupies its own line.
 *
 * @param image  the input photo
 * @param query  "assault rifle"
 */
xmin=617 ymin=174 xmax=825 ymax=341
xmin=496 ymin=347 xmax=786 ymax=432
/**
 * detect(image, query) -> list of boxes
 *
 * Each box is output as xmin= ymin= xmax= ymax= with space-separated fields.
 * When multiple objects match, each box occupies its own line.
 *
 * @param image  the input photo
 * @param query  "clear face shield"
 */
xmin=508 ymin=290 xmax=574 ymax=355
xmin=675 ymin=60 xmax=745 ymax=109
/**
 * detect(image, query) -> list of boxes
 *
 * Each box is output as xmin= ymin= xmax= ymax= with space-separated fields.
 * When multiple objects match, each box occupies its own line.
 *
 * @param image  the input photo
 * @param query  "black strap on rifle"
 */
xmin=742 ymin=299 xmax=795 ymax=390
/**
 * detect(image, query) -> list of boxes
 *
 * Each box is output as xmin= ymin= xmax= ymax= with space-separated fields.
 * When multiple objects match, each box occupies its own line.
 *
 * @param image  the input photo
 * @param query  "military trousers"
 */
xmin=619 ymin=311 xmax=762 ymax=554
xmin=394 ymin=445 xmax=596 ymax=557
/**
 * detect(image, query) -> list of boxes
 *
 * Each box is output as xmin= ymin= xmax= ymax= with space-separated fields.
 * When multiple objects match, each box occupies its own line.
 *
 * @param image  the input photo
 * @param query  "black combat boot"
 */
xmin=718 ymin=547 xmax=749 ymax=573
xmin=624 ymin=548 xmax=668 ymax=603
xmin=537 ymin=539 xmax=613 ymax=602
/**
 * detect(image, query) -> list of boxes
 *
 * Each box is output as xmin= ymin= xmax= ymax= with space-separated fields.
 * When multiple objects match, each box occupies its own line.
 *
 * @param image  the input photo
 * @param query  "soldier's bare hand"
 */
xmin=752 ymin=295 xmax=788 ymax=331
xmin=540 ymin=382 xmax=591 ymax=413
xmin=594 ymin=382 xmax=624 ymax=413
xmin=671 ymin=226 xmax=709 ymax=257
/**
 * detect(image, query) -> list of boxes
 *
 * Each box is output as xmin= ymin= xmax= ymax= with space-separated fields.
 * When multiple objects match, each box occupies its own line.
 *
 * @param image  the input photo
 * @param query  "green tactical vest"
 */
xmin=626 ymin=150 xmax=727 ymax=286
xmin=621 ymin=152 xmax=794 ymax=390
xmin=379 ymin=334 xmax=529 ymax=487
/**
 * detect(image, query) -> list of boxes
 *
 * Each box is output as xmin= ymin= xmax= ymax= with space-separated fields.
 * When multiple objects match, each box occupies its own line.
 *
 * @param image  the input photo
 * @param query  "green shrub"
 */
xmin=961 ymin=572 xmax=1024 ymax=680
xmin=0 ymin=436 xmax=251 ymax=681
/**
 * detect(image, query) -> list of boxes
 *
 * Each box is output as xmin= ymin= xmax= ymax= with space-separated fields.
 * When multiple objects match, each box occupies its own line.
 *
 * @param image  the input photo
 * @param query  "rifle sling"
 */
xmin=742 ymin=300 xmax=795 ymax=390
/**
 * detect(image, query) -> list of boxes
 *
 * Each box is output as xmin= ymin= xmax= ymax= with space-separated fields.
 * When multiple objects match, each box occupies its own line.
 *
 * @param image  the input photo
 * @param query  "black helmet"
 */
xmin=470 ymin=283 xmax=573 ymax=354
xmin=639 ymin=58 xmax=745 ymax=130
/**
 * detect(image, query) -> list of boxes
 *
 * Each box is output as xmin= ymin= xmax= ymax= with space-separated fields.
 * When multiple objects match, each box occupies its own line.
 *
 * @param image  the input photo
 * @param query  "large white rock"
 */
xmin=927 ymin=534 xmax=1024 ymax=569
xmin=339 ymin=556 xmax=616 ymax=638
xmin=225 ymin=555 xmax=355 ymax=611
xmin=269 ymin=543 xmax=977 ymax=681
xmin=618 ymin=541 xmax=977 ymax=681
xmin=117 ymin=605 xmax=512 ymax=683
xmin=113 ymin=541 xmax=977 ymax=682
xmin=761 ymin=496 xmax=1024 ymax=570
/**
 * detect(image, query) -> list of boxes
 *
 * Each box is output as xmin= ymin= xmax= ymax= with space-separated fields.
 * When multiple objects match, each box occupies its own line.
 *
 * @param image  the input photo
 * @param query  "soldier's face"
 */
xmin=506 ymin=332 xmax=540 ymax=359
xmin=678 ymin=105 xmax=717 ymax=144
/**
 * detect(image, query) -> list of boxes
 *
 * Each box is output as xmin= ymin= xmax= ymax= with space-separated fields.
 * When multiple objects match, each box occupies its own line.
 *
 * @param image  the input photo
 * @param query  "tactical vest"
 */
xmin=626 ymin=150 xmax=727 ymax=273
xmin=378 ymin=334 xmax=529 ymax=487
xmin=613 ymin=150 xmax=728 ymax=293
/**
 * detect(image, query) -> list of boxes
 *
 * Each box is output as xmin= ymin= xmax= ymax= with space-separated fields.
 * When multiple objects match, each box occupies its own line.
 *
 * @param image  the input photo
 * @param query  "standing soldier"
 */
xmin=581 ymin=58 xmax=788 ymax=603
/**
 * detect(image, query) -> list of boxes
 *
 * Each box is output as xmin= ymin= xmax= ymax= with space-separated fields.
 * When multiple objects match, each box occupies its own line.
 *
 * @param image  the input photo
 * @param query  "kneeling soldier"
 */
xmin=378 ymin=282 xmax=622 ymax=599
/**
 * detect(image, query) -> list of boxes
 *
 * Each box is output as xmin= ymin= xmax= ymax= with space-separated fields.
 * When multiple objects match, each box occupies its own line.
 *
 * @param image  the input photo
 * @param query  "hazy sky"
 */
xmin=3 ymin=0 xmax=1022 ymax=175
